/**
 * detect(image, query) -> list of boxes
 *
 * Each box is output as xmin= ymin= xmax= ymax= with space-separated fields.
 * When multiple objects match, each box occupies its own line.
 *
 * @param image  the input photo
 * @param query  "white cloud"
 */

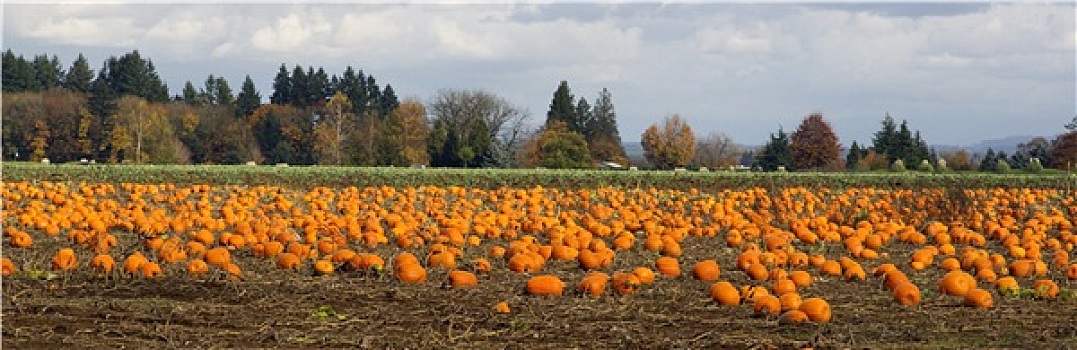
xmin=251 ymin=12 xmax=333 ymax=53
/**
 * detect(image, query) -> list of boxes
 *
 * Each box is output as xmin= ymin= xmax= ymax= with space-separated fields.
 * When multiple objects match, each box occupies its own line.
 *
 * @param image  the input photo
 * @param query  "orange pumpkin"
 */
xmin=779 ymin=310 xmax=810 ymax=325
xmin=204 ymin=247 xmax=232 ymax=268
xmin=995 ymin=276 xmax=1019 ymax=292
xmin=395 ymin=263 xmax=428 ymax=284
xmin=140 ymin=261 xmax=163 ymax=278
xmin=963 ymin=288 xmax=993 ymax=308
xmin=1067 ymin=263 xmax=1077 ymax=280
xmin=788 ymin=270 xmax=813 ymax=287
xmin=753 ymin=294 xmax=782 ymax=316
xmin=577 ymin=272 xmax=610 ymax=297
xmin=187 ymin=259 xmax=210 ymax=276
xmin=447 ymin=270 xmax=479 ymax=288
xmin=709 ymin=281 xmax=741 ymax=306
xmin=51 ymin=248 xmax=78 ymax=271
xmin=493 ymin=301 xmax=511 ymax=314
xmin=2 ymin=257 xmax=15 ymax=276
xmin=123 ymin=252 xmax=149 ymax=276
xmin=892 ymin=282 xmax=922 ymax=307
xmin=655 ymin=257 xmax=681 ymax=277
xmin=526 ymin=275 xmax=564 ymax=296
xmin=939 ymin=270 xmax=976 ymax=297
xmin=770 ymin=278 xmax=797 ymax=296
xmin=778 ymin=292 xmax=802 ymax=312
xmin=633 ymin=267 xmax=656 ymax=285
xmin=692 ymin=260 xmax=721 ymax=281
xmin=799 ymin=298 xmax=832 ymax=323
xmin=612 ymin=271 xmax=642 ymax=295
xmin=276 ymin=253 xmax=302 ymax=270
xmin=313 ymin=259 xmax=335 ymax=275
xmin=1032 ymin=279 xmax=1059 ymax=299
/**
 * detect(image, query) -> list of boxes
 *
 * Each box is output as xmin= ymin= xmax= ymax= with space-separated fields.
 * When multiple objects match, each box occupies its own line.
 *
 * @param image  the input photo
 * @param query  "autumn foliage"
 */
xmin=790 ymin=113 xmax=841 ymax=170
xmin=641 ymin=114 xmax=696 ymax=169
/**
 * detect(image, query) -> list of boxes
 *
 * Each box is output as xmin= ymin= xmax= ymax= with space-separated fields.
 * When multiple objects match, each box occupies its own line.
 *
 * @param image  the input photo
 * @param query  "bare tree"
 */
xmin=693 ymin=131 xmax=742 ymax=169
xmin=428 ymin=89 xmax=530 ymax=168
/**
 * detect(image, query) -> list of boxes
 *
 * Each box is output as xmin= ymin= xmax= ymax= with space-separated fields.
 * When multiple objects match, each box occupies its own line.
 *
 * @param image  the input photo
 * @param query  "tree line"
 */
xmin=3 ymin=49 xmax=1074 ymax=172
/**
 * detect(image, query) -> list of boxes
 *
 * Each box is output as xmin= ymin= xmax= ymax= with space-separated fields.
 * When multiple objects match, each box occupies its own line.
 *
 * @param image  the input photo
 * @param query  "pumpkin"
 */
xmin=51 ymin=248 xmax=78 ymax=271
xmin=204 ymin=247 xmax=232 ymax=268
xmin=938 ymin=257 xmax=962 ymax=271
xmin=655 ymin=257 xmax=681 ymax=277
xmin=788 ymin=270 xmax=813 ymax=287
xmin=799 ymin=298 xmax=831 ymax=323
xmin=123 ymin=252 xmax=149 ymax=276
xmin=577 ymin=272 xmax=610 ymax=297
xmin=1032 ymin=279 xmax=1059 ymax=299
xmin=493 ymin=301 xmax=511 ymax=314
xmin=709 ymin=281 xmax=741 ymax=306
xmin=939 ymin=270 xmax=976 ymax=297
xmin=427 ymin=251 xmax=457 ymax=270
xmin=1 ymin=257 xmax=15 ymax=276
xmin=612 ymin=271 xmax=642 ymax=295
xmin=277 ymin=253 xmax=302 ymax=270
xmin=963 ymin=288 xmax=993 ymax=308
xmin=1067 ymin=263 xmax=1077 ymax=280
xmin=395 ymin=263 xmax=428 ymax=284
xmin=692 ymin=260 xmax=721 ymax=281
xmin=883 ymin=270 xmax=911 ymax=290
xmin=778 ymin=292 xmax=802 ymax=312
xmin=9 ymin=231 xmax=33 ymax=248
xmin=892 ymin=281 xmax=921 ymax=307
xmin=872 ymin=263 xmax=898 ymax=277
xmin=447 ymin=270 xmax=478 ymax=288
xmin=746 ymin=263 xmax=769 ymax=281
xmin=393 ymin=252 xmax=420 ymax=269
xmin=1008 ymin=259 xmax=1035 ymax=278
xmin=632 ymin=267 xmax=656 ymax=285
xmin=819 ymin=260 xmax=842 ymax=277
xmin=995 ymin=276 xmax=1019 ymax=292
xmin=526 ymin=275 xmax=564 ymax=296
xmin=140 ymin=261 xmax=163 ymax=278
xmin=740 ymin=285 xmax=771 ymax=303
xmin=223 ymin=262 xmax=242 ymax=279
xmin=779 ymin=310 xmax=810 ymax=325
xmin=313 ymin=260 xmax=335 ymax=275
xmin=753 ymin=294 xmax=782 ymax=316
xmin=771 ymin=278 xmax=797 ymax=296
xmin=843 ymin=265 xmax=867 ymax=281
xmin=471 ymin=258 xmax=492 ymax=274
xmin=187 ymin=259 xmax=210 ymax=275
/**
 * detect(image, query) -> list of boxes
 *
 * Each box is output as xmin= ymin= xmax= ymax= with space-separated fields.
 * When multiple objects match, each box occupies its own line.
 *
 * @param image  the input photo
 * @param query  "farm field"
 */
xmin=2 ymin=164 xmax=1076 ymax=348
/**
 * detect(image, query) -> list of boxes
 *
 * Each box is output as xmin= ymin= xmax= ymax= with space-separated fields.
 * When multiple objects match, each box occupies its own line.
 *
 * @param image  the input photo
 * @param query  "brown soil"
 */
xmin=4 ymin=236 xmax=1075 ymax=349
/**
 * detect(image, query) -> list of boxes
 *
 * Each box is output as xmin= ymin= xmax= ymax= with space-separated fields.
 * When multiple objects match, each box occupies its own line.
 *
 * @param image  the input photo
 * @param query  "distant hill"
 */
xmin=931 ymin=135 xmax=1040 ymax=155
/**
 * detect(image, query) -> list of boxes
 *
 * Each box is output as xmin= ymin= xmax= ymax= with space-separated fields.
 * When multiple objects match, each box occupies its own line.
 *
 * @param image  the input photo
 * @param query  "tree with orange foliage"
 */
xmin=790 ymin=113 xmax=841 ymax=171
xmin=641 ymin=114 xmax=696 ymax=169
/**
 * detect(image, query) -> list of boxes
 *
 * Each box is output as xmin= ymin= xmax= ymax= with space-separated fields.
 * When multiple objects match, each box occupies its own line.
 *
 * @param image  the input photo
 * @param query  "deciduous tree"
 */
xmin=790 ymin=113 xmax=841 ymax=170
xmin=641 ymin=114 xmax=696 ymax=169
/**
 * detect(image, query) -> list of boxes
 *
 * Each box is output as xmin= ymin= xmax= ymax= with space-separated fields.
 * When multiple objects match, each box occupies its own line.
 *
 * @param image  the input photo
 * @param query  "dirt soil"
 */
xmin=4 ymin=236 xmax=1076 ymax=350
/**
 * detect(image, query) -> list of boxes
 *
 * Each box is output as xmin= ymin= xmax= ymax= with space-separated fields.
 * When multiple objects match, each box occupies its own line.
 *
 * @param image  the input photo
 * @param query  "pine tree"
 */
xmin=33 ymin=54 xmax=63 ymax=89
xmin=182 ymin=81 xmax=201 ymax=105
xmin=846 ymin=141 xmax=862 ymax=171
xmin=63 ymin=53 xmax=94 ymax=93
xmin=872 ymin=113 xmax=898 ymax=161
xmin=978 ymin=148 xmax=997 ymax=172
xmin=546 ymin=81 xmax=576 ymax=130
xmin=235 ymin=75 xmax=261 ymax=118
xmin=270 ymin=64 xmax=291 ymax=105
xmin=290 ymin=65 xmax=308 ymax=107
xmin=379 ymin=84 xmax=399 ymax=117
xmin=588 ymin=88 xmax=627 ymax=163
xmin=755 ymin=127 xmax=793 ymax=171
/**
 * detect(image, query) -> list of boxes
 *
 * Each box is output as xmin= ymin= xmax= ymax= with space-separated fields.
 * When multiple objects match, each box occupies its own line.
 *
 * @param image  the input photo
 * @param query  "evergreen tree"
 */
xmin=33 ymin=54 xmax=63 ymax=90
xmin=755 ymin=127 xmax=793 ymax=171
xmin=2 ymin=51 xmax=40 ymax=92
xmin=545 ymin=81 xmax=577 ymax=130
xmin=309 ymin=67 xmax=330 ymax=105
xmin=379 ymin=84 xmax=399 ymax=117
xmin=214 ymin=76 xmax=234 ymax=106
xmin=574 ymin=97 xmax=593 ymax=138
xmin=182 ymin=81 xmax=201 ymax=105
xmin=235 ymin=75 xmax=261 ymax=118
xmin=872 ymin=113 xmax=898 ymax=161
xmin=588 ymin=88 xmax=627 ymax=163
xmin=270 ymin=64 xmax=291 ymax=105
xmin=364 ymin=75 xmax=381 ymax=116
xmin=846 ymin=141 xmax=862 ymax=171
xmin=338 ymin=66 xmax=366 ymax=115
xmin=63 ymin=53 xmax=94 ymax=93
xmin=290 ymin=65 xmax=308 ymax=107
xmin=87 ymin=70 xmax=117 ymax=120
xmin=978 ymin=148 xmax=997 ymax=172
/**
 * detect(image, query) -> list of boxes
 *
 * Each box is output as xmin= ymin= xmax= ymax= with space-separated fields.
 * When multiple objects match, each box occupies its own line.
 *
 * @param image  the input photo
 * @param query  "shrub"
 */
xmin=918 ymin=159 xmax=934 ymax=172
xmin=890 ymin=159 xmax=906 ymax=172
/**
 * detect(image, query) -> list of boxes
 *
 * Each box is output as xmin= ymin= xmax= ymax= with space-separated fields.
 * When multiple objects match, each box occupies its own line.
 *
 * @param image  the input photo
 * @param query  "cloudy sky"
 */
xmin=4 ymin=1 xmax=1074 ymax=146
